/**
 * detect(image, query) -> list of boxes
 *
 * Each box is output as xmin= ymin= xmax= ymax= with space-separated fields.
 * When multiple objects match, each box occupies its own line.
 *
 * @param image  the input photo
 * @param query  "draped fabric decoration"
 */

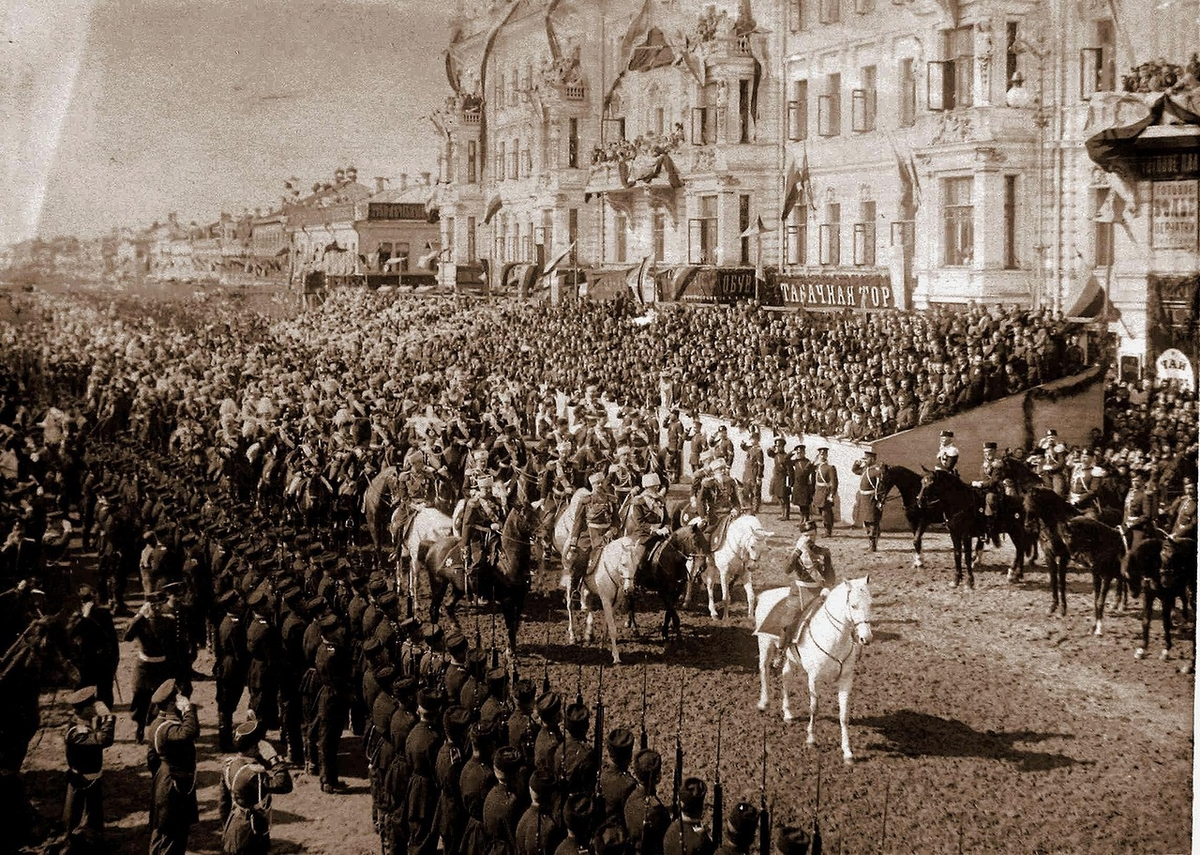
xmin=631 ymin=152 xmax=683 ymax=187
xmin=541 ymin=241 xmax=577 ymax=280
xmin=669 ymin=265 xmax=703 ymax=301
xmin=781 ymin=157 xmax=800 ymax=222
xmin=484 ymin=194 xmax=503 ymax=225
xmin=1086 ymin=94 xmax=1200 ymax=176
xmin=604 ymin=0 xmax=655 ymax=113
xmin=445 ymin=50 xmax=463 ymax=97
xmin=628 ymin=28 xmax=676 ymax=72
xmin=732 ymin=0 xmax=763 ymax=125
xmin=889 ymin=136 xmax=921 ymax=215
xmin=478 ymin=1 xmax=522 ymax=179
xmin=626 ymin=257 xmax=651 ymax=304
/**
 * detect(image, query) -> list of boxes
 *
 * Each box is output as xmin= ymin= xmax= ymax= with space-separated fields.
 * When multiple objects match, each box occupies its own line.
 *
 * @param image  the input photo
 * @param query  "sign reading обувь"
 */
xmin=771 ymin=272 xmax=895 ymax=310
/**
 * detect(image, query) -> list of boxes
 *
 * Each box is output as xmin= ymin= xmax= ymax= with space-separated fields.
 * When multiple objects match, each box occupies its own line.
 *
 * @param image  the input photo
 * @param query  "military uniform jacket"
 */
xmin=742 ymin=444 xmax=764 ymax=483
xmin=598 ymin=763 xmax=636 ymax=819
xmin=483 ymin=783 xmax=525 ymax=846
xmin=767 ymin=448 xmax=792 ymax=499
xmin=552 ymin=735 xmax=594 ymax=793
xmin=516 ymin=804 xmax=564 ymax=855
xmin=534 ymin=726 xmax=563 ymax=773
xmin=147 ymin=708 xmax=200 ymax=832
xmin=626 ymin=492 xmax=667 ymax=540
xmin=459 ymin=756 xmax=496 ymax=819
xmin=624 ymin=787 xmax=671 ymax=855
xmin=791 ymin=458 xmax=814 ymax=504
xmin=1124 ymin=488 xmax=1154 ymax=531
xmin=979 ymin=457 xmax=1004 ymax=490
xmin=1167 ymin=494 xmax=1197 ymax=537
xmin=812 ymin=463 xmax=838 ymax=507
xmin=65 ymin=715 xmax=115 ymax=785
xmin=1068 ymin=465 xmax=1098 ymax=505
xmin=699 ymin=476 xmax=741 ymax=518
xmin=220 ymin=754 xmax=293 ymax=846
xmin=245 ymin=614 xmax=277 ymax=689
xmin=662 ymin=817 xmax=715 ymax=855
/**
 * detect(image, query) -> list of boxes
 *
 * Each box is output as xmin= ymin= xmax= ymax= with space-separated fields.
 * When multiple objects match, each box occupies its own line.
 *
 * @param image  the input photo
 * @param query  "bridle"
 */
xmin=790 ymin=585 xmax=871 ymax=680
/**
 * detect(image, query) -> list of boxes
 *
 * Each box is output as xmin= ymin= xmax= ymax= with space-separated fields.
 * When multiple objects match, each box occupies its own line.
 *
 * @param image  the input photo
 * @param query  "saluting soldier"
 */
xmin=662 ymin=778 xmax=714 ymax=855
xmin=789 ymin=445 xmax=813 ymax=524
xmin=935 ymin=431 xmax=960 ymax=476
xmin=850 ymin=449 xmax=885 ymax=552
xmin=67 ymin=584 xmax=120 ymax=710
xmin=766 ymin=437 xmax=792 ymax=521
xmin=739 ymin=428 xmax=764 ymax=514
xmin=125 ymin=591 xmax=176 ymax=745
xmin=1038 ymin=430 xmax=1067 ymax=496
xmin=1164 ymin=476 xmax=1196 ymax=541
xmin=624 ymin=473 xmax=669 ymax=580
xmin=710 ymin=427 xmax=734 ymax=474
xmin=219 ymin=718 xmax=293 ymax=855
xmin=146 ymin=679 xmax=200 ymax=855
xmin=698 ymin=458 xmax=741 ymax=551
xmin=810 ymin=449 xmax=838 ymax=538
xmin=767 ymin=522 xmax=837 ymax=671
xmin=62 ymin=686 xmax=116 ymax=834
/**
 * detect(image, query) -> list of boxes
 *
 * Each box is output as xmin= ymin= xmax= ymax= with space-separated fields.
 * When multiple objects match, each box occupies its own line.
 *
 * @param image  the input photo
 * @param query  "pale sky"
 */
xmin=2 ymin=0 xmax=449 ymax=243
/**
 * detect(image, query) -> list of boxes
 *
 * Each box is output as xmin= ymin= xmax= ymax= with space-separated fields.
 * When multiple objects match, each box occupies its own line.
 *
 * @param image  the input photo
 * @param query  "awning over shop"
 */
xmin=1086 ymin=93 xmax=1200 ymax=178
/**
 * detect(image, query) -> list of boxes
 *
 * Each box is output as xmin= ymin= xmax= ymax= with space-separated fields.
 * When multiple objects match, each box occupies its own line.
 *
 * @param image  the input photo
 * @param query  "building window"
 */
xmin=899 ymin=58 xmax=916 ymax=127
xmin=653 ymin=212 xmax=667 ymax=262
xmin=614 ymin=212 xmax=628 ymax=263
xmin=853 ymin=201 xmax=876 ymax=266
xmin=467 ymin=216 xmax=476 ymax=262
xmin=930 ymin=27 xmax=974 ymax=111
xmin=604 ymin=117 xmax=626 ymax=143
xmin=568 ymin=208 xmax=579 ymax=265
xmin=467 ymin=141 xmax=478 ymax=184
xmin=397 ymin=242 xmax=410 ymax=272
xmin=738 ymin=79 xmax=752 ymax=143
xmin=818 ymin=74 xmax=840 ymax=136
xmin=790 ymin=0 xmax=804 ymax=31
xmin=788 ymin=80 xmax=808 ymax=140
xmin=377 ymin=241 xmax=393 ymax=270
xmin=942 ymin=176 xmax=973 ymax=266
xmin=654 ymin=107 xmax=665 ymax=136
xmin=689 ymin=195 xmax=718 ymax=264
xmin=1006 ymin=22 xmax=1019 ymax=92
xmin=851 ymin=65 xmax=877 ymax=132
xmin=1093 ymin=188 xmax=1114 ymax=267
xmin=819 ymin=203 xmax=840 ymax=265
xmin=1081 ymin=20 xmax=1117 ymax=97
xmin=786 ymin=213 xmax=807 ymax=265
xmin=541 ymin=209 xmax=553 ymax=258
xmin=446 ymin=217 xmax=455 ymax=262
xmin=511 ymin=139 xmax=520 ymax=179
xmin=854 ymin=0 xmax=873 ymax=13
xmin=496 ymin=141 xmax=506 ymax=181
xmin=568 ymin=118 xmax=579 ymax=168
xmin=691 ymin=106 xmax=715 ymax=145
xmin=820 ymin=0 xmax=840 ymax=24
xmin=739 ymin=194 xmax=752 ymax=264
xmin=1004 ymin=175 xmax=1018 ymax=269
xmin=495 ymin=217 xmax=506 ymax=263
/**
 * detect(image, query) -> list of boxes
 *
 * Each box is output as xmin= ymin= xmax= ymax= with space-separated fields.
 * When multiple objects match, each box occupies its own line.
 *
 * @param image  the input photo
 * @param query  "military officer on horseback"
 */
xmin=1122 ymin=470 xmax=1156 ymax=550
xmin=1163 ymin=476 xmax=1195 ymax=541
xmin=935 ymin=431 xmax=959 ymax=475
xmin=698 ymin=458 xmax=741 ymax=552
xmin=972 ymin=442 xmax=1005 ymax=544
xmin=460 ymin=475 xmax=504 ymax=591
xmin=1067 ymin=449 xmax=1102 ymax=512
xmin=567 ymin=471 xmax=620 ymax=573
xmin=767 ymin=521 xmax=837 ymax=670
xmin=623 ymin=472 xmax=670 ymax=579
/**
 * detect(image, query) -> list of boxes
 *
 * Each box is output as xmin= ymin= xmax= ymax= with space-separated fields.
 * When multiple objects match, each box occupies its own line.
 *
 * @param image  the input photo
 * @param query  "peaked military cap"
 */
xmin=150 ymin=679 xmax=178 ymax=705
xmin=535 ymin=691 xmax=562 ymax=721
xmin=66 ymin=686 xmax=97 ymax=707
xmin=233 ymin=718 xmax=263 ymax=752
xmin=493 ymin=746 xmax=522 ymax=778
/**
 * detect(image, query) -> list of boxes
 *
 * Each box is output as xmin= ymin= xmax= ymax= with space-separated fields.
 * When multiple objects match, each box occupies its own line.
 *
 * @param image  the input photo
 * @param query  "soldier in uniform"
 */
xmin=739 ymin=428 xmax=764 ymax=514
xmin=609 ymin=449 xmax=638 ymax=514
xmin=146 ymin=679 xmax=200 ymax=855
xmin=810 ymin=449 xmax=838 ymax=538
xmin=381 ymin=676 xmax=420 ymax=855
xmin=1067 ymin=449 xmax=1102 ymax=512
xmin=566 ymin=471 xmax=619 ymax=576
xmin=516 ymin=768 xmax=564 ymax=855
xmin=418 ymin=625 xmax=450 ymax=686
xmin=403 ymin=688 xmax=445 ymax=855
xmin=277 ymin=588 xmax=309 ymax=766
xmin=213 ymin=590 xmax=248 ymax=752
xmin=766 ymin=437 xmax=792 ymax=520
xmin=624 ymin=748 xmax=670 ymax=855
xmin=62 ymin=686 xmax=116 ymax=834
xmin=935 ymin=431 xmax=959 ymax=476
xmin=483 ymin=746 xmax=527 ymax=853
xmin=313 ymin=613 xmax=350 ymax=793
xmin=125 ymin=591 xmax=176 ymax=745
xmin=533 ymin=692 xmax=564 ymax=774
xmin=1163 ymin=476 xmax=1197 ymax=541
xmin=767 ymin=521 xmax=837 ymax=671
xmin=552 ymin=702 xmax=595 ymax=797
xmin=664 ymin=410 xmax=684 ymax=484
xmin=686 ymin=417 xmax=707 ymax=480
xmin=790 ymin=445 xmax=813 ymax=525
xmin=507 ymin=679 xmax=540 ymax=766
xmin=598 ymin=728 xmax=636 ymax=822
xmin=623 ymin=473 xmax=670 ymax=581
xmin=714 ymin=802 xmax=758 ymax=855
xmin=556 ymin=794 xmax=596 ymax=855
xmin=436 ymin=706 xmax=472 ymax=855
xmin=67 ymin=585 xmax=119 ymax=710
xmin=662 ymin=778 xmax=713 ymax=855
xmin=219 ymin=718 xmax=293 ymax=855
xmin=698 ymin=459 xmax=741 ymax=552
xmin=710 ymin=428 xmax=734 ymax=474
xmin=461 ymin=475 xmax=504 ymax=594
xmin=1122 ymin=470 xmax=1156 ymax=551
xmin=850 ymin=450 xmax=885 ymax=552
xmin=971 ymin=442 xmax=1005 ymax=546
xmin=244 ymin=590 xmax=280 ymax=731
xmin=1038 ymin=430 xmax=1068 ymax=496
xmin=459 ymin=721 xmax=499 ymax=855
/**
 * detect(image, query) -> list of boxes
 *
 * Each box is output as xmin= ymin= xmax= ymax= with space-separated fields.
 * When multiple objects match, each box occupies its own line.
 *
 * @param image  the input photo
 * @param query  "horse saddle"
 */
xmin=709 ymin=515 xmax=732 ymax=553
xmin=645 ymin=533 xmax=670 ymax=569
xmin=755 ymin=588 xmax=823 ymax=640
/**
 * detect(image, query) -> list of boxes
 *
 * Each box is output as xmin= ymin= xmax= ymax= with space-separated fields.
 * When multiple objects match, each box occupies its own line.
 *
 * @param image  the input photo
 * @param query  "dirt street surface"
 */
xmin=24 ymin=505 xmax=1194 ymax=854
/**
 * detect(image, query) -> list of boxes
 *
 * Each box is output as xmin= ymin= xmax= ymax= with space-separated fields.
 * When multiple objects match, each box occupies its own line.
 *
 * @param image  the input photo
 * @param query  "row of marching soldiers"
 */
xmin=357 ymin=622 xmax=819 ymax=855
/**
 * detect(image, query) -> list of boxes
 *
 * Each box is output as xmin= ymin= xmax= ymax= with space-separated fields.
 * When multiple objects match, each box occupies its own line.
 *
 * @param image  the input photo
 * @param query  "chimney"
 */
xmin=420 ymin=171 xmax=432 ymax=186
xmin=375 ymin=176 xmax=388 ymax=193
xmin=398 ymin=173 xmax=408 ymax=191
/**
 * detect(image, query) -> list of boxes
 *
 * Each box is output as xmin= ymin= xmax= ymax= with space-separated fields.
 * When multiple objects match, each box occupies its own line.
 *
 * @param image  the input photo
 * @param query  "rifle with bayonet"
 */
xmin=592 ymin=663 xmax=605 ymax=779
xmin=541 ymin=620 xmax=551 ymax=695
xmin=639 ymin=661 xmax=649 ymax=750
xmin=712 ymin=711 xmax=724 ymax=847
xmin=672 ymin=677 xmax=684 ymax=812
xmin=758 ymin=724 xmax=770 ymax=855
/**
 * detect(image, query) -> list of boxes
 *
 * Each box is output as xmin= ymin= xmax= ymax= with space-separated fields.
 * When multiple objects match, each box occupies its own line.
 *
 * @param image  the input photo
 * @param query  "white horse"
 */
xmin=753 ymin=577 xmax=874 ymax=764
xmin=580 ymin=536 xmax=641 ymax=665
xmin=704 ymin=514 xmax=774 ymax=621
xmin=551 ymin=488 xmax=593 ymax=644
xmin=393 ymin=505 xmax=454 ymax=596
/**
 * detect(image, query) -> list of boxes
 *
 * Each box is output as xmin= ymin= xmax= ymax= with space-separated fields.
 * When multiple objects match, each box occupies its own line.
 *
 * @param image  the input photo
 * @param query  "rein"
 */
xmin=790 ymin=586 xmax=869 ymax=680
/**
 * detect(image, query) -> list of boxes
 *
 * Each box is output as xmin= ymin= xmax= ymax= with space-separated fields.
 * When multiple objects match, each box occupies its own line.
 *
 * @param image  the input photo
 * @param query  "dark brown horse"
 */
xmin=1123 ymin=535 xmax=1197 ymax=664
xmin=422 ymin=501 xmax=538 ymax=654
xmin=916 ymin=467 xmax=980 ymax=588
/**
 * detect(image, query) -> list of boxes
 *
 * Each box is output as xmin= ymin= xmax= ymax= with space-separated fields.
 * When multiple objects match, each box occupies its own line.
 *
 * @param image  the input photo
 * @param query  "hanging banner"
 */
xmin=769 ymin=272 xmax=895 ymax=310
xmin=1155 ymin=347 xmax=1196 ymax=391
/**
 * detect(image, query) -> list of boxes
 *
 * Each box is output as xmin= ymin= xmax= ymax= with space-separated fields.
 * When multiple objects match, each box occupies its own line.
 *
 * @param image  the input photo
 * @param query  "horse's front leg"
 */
xmin=1160 ymin=598 xmax=1174 ymax=660
xmin=563 ymin=577 xmax=577 ymax=645
xmin=719 ymin=560 xmax=734 ymax=623
xmin=600 ymin=596 xmax=622 ymax=666
xmin=757 ymin=637 xmax=772 ymax=712
xmin=964 ymin=535 xmax=975 ymax=589
xmin=704 ymin=558 xmax=719 ymax=620
xmin=743 ymin=570 xmax=757 ymax=622
xmin=805 ymin=671 xmax=819 ymax=743
xmin=1093 ymin=572 xmax=1111 ymax=636
xmin=1136 ymin=594 xmax=1153 ymax=659
xmin=912 ymin=519 xmax=925 ymax=568
xmin=837 ymin=672 xmax=857 ymax=765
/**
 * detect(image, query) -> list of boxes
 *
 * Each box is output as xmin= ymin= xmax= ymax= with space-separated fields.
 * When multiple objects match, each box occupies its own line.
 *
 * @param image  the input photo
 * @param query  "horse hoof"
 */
xmin=1159 ymin=649 xmax=1171 ymax=661
xmin=1135 ymin=648 xmax=1147 ymax=660
xmin=1180 ymin=662 xmax=1195 ymax=676
xmin=842 ymin=755 xmax=855 ymax=766
xmin=612 ymin=655 xmax=621 ymax=666
xmin=913 ymin=556 xmax=923 ymax=568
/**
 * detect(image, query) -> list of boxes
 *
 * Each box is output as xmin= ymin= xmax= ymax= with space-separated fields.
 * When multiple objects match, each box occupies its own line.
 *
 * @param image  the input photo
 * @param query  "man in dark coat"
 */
xmin=598 ymin=728 xmax=636 ymax=821
xmin=766 ymin=437 xmax=792 ymax=520
xmin=403 ymin=688 xmax=444 ymax=855
xmin=67 ymin=585 xmax=119 ymax=709
xmin=662 ymin=778 xmax=714 ymax=855
xmin=623 ymin=748 xmax=670 ymax=855
xmin=146 ymin=679 xmax=200 ymax=855
xmin=213 ymin=590 xmax=248 ymax=752
xmin=219 ymin=717 xmax=293 ymax=855
xmin=516 ymin=769 xmax=564 ymax=855
xmin=125 ymin=592 xmax=176 ymax=744
xmin=62 ymin=686 xmax=116 ymax=834
xmin=244 ymin=590 xmax=280 ymax=730
xmin=483 ymin=746 xmax=527 ymax=853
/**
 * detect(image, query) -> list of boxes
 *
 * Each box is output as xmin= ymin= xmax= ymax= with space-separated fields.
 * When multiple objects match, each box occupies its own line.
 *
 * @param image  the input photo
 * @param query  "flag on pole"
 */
xmin=484 ymin=194 xmax=503 ymax=225
xmin=799 ymin=144 xmax=817 ymax=214
xmin=625 ymin=256 xmax=651 ymax=304
xmin=781 ymin=157 xmax=801 ymax=222
xmin=542 ymin=241 xmax=577 ymax=278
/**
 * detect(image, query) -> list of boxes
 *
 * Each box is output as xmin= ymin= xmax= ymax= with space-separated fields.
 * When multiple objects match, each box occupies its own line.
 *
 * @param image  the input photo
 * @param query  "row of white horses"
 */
xmin=393 ymin=499 xmax=875 ymax=763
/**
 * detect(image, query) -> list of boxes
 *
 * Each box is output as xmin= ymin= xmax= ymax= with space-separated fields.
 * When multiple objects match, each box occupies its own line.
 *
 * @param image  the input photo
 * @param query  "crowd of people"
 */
xmin=0 ymin=284 xmax=1193 ymax=855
